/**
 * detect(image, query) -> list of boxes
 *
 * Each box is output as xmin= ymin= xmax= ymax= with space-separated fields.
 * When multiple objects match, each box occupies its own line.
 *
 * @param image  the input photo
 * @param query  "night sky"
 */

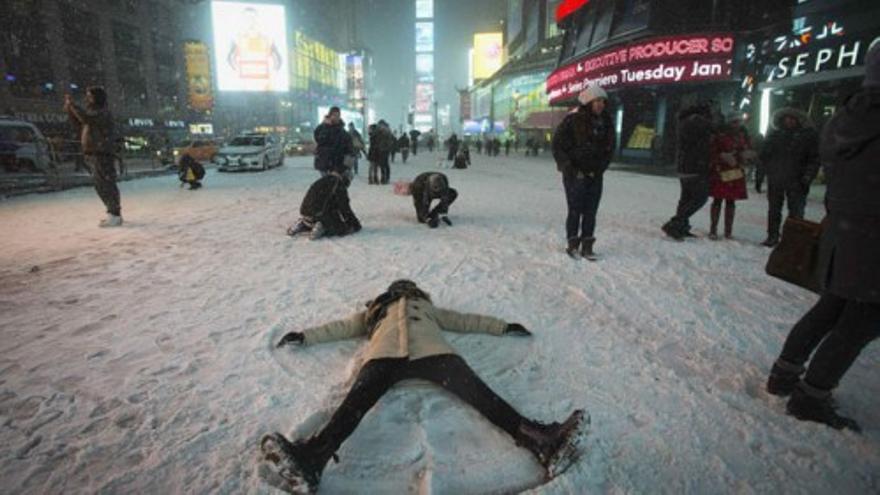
xmin=355 ymin=0 xmax=506 ymax=128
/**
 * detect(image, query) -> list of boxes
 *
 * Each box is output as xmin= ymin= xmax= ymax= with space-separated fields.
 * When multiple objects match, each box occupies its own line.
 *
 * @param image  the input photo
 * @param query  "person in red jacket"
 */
xmin=707 ymin=118 xmax=750 ymax=239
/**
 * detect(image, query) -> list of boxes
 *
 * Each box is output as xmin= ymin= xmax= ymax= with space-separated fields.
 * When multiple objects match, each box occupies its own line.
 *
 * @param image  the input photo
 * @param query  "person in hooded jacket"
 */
xmin=397 ymin=133 xmax=411 ymax=163
xmin=266 ymin=279 xmax=586 ymax=492
xmin=369 ymin=121 xmax=395 ymax=184
xmin=314 ymin=107 xmax=354 ymax=176
xmin=409 ymin=129 xmax=421 ymax=155
xmin=551 ymin=84 xmax=615 ymax=259
xmin=178 ymin=154 xmax=206 ymax=190
xmin=446 ymin=133 xmax=460 ymax=161
xmin=756 ymin=107 xmax=820 ymax=246
xmin=661 ymin=102 xmax=714 ymax=241
xmin=286 ymin=170 xmax=361 ymax=240
xmin=765 ymin=44 xmax=880 ymax=433
xmin=410 ymin=172 xmax=458 ymax=227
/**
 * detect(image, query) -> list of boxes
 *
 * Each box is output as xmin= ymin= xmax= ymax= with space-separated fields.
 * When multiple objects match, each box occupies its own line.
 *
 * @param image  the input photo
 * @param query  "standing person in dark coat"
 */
xmin=551 ymin=85 xmax=615 ymax=260
xmin=766 ymin=46 xmax=880 ymax=432
xmin=410 ymin=172 xmax=458 ymax=228
xmin=397 ymin=133 xmax=410 ymax=163
xmin=493 ymin=137 xmax=502 ymax=157
xmin=475 ymin=138 xmax=483 ymax=155
xmin=426 ymin=132 xmax=435 ymax=152
xmin=446 ymin=133 xmax=460 ymax=162
xmin=661 ymin=102 xmax=715 ymax=240
xmin=504 ymin=139 xmax=511 ymax=156
xmin=314 ymin=107 xmax=353 ymax=177
xmin=266 ymin=279 xmax=586 ymax=493
xmin=286 ymin=170 xmax=361 ymax=240
xmin=368 ymin=121 xmax=394 ymax=184
xmin=64 ymin=86 xmax=122 ymax=227
xmin=390 ymin=131 xmax=398 ymax=163
xmin=409 ymin=129 xmax=421 ymax=155
xmin=756 ymin=107 xmax=820 ymax=246
xmin=348 ymin=122 xmax=365 ymax=176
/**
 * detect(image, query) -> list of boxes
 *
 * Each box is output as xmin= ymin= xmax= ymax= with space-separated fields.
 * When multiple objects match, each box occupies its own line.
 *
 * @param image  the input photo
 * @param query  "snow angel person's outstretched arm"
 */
xmin=277 ymin=312 xmax=367 ymax=348
xmin=432 ymin=308 xmax=533 ymax=337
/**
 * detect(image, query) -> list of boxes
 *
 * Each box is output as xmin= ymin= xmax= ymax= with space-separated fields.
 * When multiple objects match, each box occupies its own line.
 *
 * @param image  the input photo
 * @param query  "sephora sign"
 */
xmin=547 ymin=33 xmax=736 ymax=103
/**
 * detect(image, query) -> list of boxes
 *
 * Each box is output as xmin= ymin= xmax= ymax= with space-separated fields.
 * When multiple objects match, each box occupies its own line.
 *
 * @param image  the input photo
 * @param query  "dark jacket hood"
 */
xmin=822 ymin=89 xmax=880 ymax=160
xmin=772 ymin=107 xmax=814 ymax=130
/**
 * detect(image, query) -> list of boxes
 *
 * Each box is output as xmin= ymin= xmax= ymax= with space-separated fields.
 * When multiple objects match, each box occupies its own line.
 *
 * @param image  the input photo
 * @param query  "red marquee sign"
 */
xmin=555 ymin=0 xmax=589 ymax=23
xmin=546 ymin=33 xmax=736 ymax=104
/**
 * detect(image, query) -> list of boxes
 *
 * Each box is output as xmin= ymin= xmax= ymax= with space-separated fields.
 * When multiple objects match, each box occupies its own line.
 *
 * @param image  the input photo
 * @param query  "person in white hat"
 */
xmin=551 ymin=84 xmax=616 ymax=260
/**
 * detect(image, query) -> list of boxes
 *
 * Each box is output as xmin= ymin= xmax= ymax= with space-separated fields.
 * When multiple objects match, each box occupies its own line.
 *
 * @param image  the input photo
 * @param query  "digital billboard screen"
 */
xmin=416 ymin=53 xmax=434 ymax=82
xmin=416 ymin=0 xmax=433 ymax=19
xmin=184 ymin=41 xmax=214 ymax=111
xmin=211 ymin=1 xmax=289 ymax=92
xmin=416 ymin=22 xmax=434 ymax=53
xmin=473 ymin=32 xmax=503 ymax=79
xmin=415 ymin=83 xmax=434 ymax=112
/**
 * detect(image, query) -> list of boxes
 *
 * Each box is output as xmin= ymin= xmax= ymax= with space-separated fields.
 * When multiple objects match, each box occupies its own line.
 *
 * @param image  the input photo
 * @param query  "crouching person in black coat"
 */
xmin=287 ymin=170 xmax=361 ymax=240
xmin=410 ymin=172 xmax=457 ymax=228
xmin=178 ymin=154 xmax=205 ymax=190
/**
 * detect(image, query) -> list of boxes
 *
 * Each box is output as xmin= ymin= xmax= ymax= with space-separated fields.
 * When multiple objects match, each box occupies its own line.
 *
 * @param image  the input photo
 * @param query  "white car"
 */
xmin=0 ymin=118 xmax=54 ymax=173
xmin=215 ymin=133 xmax=284 ymax=172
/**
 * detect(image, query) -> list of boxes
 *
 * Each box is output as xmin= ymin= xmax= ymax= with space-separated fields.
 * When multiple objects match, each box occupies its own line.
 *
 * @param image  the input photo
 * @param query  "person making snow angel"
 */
xmin=551 ymin=84 xmax=615 ymax=260
xmin=265 ymin=280 xmax=586 ymax=493
xmin=286 ymin=170 xmax=361 ymax=240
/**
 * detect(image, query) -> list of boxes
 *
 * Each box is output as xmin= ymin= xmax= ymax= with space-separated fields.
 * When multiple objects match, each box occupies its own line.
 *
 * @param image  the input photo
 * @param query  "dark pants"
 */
xmin=85 ymin=154 xmax=121 ymax=215
xmin=767 ymin=183 xmax=807 ymax=238
xmin=415 ymin=188 xmax=458 ymax=223
xmin=563 ymin=173 xmax=603 ymax=240
xmin=412 ymin=143 xmax=418 ymax=155
xmin=380 ymin=155 xmax=390 ymax=184
xmin=778 ymin=293 xmax=880 ymax=391
xmin=308 ymin=355 xmax=527 ymax=457
xmin=667 ymin=176 xmax=710 ymax=234
xmin=368 ymin=162 xmax=379 ymax=184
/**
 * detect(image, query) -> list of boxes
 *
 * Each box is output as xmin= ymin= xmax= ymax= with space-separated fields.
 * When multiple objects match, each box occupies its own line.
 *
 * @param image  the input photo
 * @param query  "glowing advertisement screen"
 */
xmin=415 ymin=22 xmax=434 ymax=53
xmin=416 ymin=0 xmax=433 ymax=19
xmin=416 ymin=53 xmax=434 ymax=82
xmin=473 ymin=32 xmax=503 ymax=79
xmin=211 ymin=1 xmax=289 ymax=92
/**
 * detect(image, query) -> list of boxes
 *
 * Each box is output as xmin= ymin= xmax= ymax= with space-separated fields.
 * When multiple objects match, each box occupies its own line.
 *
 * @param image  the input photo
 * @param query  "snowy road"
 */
xmin=0 ymin=152 xmax=877 ymax=494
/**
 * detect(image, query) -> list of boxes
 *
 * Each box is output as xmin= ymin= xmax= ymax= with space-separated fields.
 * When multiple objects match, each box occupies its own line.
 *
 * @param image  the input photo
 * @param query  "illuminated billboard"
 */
xmin=416 ymin=22 xmax=434 ymax=53
xmin=473 ymin=32 xmax=504 ymax=80
xmin=184 ymin=41 xmax=214 ymax=111
xmin=415 ymin=83 xmax=434 ymax=112
xmin=416 ymin=0 xmax=433 ymax=18
xmin=416 ymin=54 xmax=434 ymax=82
xmin=211 ymin=1 xmax=289 ymax=92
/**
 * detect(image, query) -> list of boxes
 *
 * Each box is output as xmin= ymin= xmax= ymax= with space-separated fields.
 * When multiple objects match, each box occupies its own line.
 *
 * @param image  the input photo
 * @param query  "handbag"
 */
xmin=765 ymin=217 xmax=824 ymax=293
xmin=719 ymin=167 xmax=745 ymax=182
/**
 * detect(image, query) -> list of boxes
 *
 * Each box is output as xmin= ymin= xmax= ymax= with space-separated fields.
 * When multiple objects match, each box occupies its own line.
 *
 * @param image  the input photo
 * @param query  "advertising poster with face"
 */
xmin=211 ymin=1 xmax=289 ymax=92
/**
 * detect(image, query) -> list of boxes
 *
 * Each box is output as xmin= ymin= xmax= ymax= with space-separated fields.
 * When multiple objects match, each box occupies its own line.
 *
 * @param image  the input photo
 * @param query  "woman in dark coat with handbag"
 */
xmin=766 ymin=45 xmax=880 ymax=433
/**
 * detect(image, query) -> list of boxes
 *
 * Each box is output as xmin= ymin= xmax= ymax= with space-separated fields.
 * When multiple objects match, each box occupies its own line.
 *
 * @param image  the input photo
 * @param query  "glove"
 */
xmin=276 ymin=332 xmax=304 ymax=348
xmin=504 ymin=323 xmax=532 ymax=337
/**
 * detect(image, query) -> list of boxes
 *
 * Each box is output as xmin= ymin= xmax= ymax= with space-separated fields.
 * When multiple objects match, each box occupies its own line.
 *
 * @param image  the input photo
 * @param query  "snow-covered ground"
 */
xmin=0 ymin=151 xmax=877 ymax=494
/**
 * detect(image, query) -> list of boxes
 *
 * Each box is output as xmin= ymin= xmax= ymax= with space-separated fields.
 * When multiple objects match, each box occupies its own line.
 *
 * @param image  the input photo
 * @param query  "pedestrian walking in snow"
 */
xmin=446 ymin=133 xmax=460 ymax=162
xmin=178 ymin=154 xmax=205 ymax=190
xmin=766 ymin=46 xmax=880 ymax=433
xmin=64 ymin=86 xmax=123 ymax=227
xmin=661 ymin=102 xmax=715 ymax=241
xmin=397 ymin=133 xmax=410 ymax=163
xmin=493 ymin=137 xmax=502 ymax=157
xmin=390 ymin=131 xmax=398 ymax=163
xmin=314 ymin=107 xmax=354 ymax=177
xmin=756 ymin=108 xmax=820 ymax=247
xmin=707 ymin=118 xmax=750 ymax=240
xmin=367 ymin=122 xmax=394 ymax=185
xmin=426 ymin=132 xmax=435 ymax=153
xmin=475 ymin=138 xmax=483 ymax=155
xmin=266 ymin=279 xmax=586 ymax=493
xmin=409 ymin=129 xmax=421 ymax=155
xmin=348 ymin=122 xmax=365 ymax=176
xmin=410 ymin=172 xmax=458 ymax=227
xmin=505 ymin=139 xmax=511 ymax=156
xmin=286 ymin=170 xmax=361 ymax=240
xmin=551 ymin=85 xmax=615 ymax=260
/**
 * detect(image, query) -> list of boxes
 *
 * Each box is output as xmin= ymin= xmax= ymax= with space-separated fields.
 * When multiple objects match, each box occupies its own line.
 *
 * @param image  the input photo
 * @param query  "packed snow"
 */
xmin=0 ymin=151 xmax=877 ymax=494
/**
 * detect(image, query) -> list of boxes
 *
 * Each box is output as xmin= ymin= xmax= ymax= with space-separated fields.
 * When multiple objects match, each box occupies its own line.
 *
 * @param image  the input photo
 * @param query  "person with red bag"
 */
xmin=707 ymin=118 xmax=750 ymax=240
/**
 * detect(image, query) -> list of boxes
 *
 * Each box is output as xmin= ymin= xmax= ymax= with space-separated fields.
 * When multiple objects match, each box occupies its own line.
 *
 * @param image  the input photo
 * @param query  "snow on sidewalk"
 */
xmin=0 ymin=152 xmax=877 ymax=494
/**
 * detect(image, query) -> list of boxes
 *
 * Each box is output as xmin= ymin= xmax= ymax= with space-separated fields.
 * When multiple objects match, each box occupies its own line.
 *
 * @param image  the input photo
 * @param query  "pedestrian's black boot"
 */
xmin=661 ymin=222 xmax=684 ymax=241
xmin=515 ymin=410 xmax=587 ymax=478
xmin=786 ymin=382 xmax=861 ymax=432
xmin=766 ymin=360 xmax=804 ymax=396
xmin=580 ymin=237 xmax=597 ymax=261
xmin=565 ymin=238 xmax=581 ymax=258
xmin=260 ymin=433 xmax=336 ymax=493
xmin=427 ymin=214 xmax=439 ymax=228
xmin=762 ymin=234 xmax=780 ymax=247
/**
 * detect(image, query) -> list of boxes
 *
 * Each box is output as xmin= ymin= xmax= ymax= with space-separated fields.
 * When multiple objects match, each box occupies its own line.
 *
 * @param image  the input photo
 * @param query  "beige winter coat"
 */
xmin=301 ymin=297 xmax=508 ymax=361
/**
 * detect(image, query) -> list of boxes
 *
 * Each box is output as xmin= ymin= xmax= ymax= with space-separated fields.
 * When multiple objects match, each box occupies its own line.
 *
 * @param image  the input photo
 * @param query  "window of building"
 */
xmin=574 ymin=8 xmax=597 ymax=54
xmin=113 ymin=22 xmax=148 ymax=106
xmin=1 ymin=0 xmax=56 ymax=98
xmin=590 ymin=0 xmax=615 ymax=47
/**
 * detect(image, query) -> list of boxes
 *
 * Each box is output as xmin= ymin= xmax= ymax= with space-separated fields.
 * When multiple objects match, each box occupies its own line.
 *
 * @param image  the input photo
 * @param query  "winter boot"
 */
xmin=515 ymin=410 xmax=588 ymax=479
xmin=661 ymin=222 xmax=684 ymax=241
xmin=762 ymin=233 xmax=780 ymax=247
xmin=786 ymin=382 xmax=861 ymax=432
xmin=309 ymin=222 xmax=326 ymax=240
xmin=99 ymin=213 xmax=123 ymax=228
xmin=723 ymin=201 xmax=735 ymax=239
xmin=766 ymin=359 xmax=804 ymax=396
xmin=565 ymin=238 xmax=581 ymax=258
xmin=286 ymin=220 xmax=311 ymax=237
xmin=580 ymin=237 xmax=597 ymax=261
xmin=427 ymin=214 xmax=440 ymax=228
xmin=260 ymin=433 xmax=335 ymax=493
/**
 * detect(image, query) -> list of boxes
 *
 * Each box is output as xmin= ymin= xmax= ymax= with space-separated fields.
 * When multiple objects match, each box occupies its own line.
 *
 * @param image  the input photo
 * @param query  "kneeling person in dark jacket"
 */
xmin=178 ymin=154 xmax=205 ymax=190
xmin=287 ymin=171 xmax=361 ymax=240
xmin=410 ymin=172 xmax=457 ymax=228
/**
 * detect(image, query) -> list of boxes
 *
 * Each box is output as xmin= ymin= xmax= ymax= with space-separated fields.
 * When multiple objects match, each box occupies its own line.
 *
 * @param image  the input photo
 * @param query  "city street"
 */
xmin=0 ymin=152 xmax=877 ymax=493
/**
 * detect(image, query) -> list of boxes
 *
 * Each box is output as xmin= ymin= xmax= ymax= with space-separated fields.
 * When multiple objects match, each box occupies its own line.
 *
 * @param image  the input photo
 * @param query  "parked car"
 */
xmin=216 ymin=133 xmax=284 ymax=172
xmin=174 ymin=139 xmax=219 ymax=164
xmin=0 ymin=118 xmax=54 ymax=173
xmin=284 ymin=137 xmax=317 ymax=156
